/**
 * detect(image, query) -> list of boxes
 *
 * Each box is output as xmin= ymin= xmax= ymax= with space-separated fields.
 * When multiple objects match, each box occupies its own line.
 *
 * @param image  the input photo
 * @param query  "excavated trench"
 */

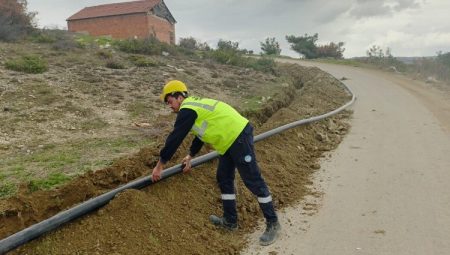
xmin=1 ymin=64 xmax=352 ymax=254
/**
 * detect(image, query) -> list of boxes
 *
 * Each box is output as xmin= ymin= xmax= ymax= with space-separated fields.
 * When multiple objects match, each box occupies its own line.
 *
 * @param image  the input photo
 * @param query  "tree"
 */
xmin=285 ymin=33 xmax=318 ymax=59
xmin=437 ymin=51 xmax=450 ymax=68
xmin=260 ymin=37 xmax=281 ymax=56
xmin=178 ymin=37 xmax=210 ymax=51
xmin=315 ymin=42 xmax=345 ymax=59
xmin=217 ymin=39 xmax=240 ymax=51
xmin=366 ymin=45 xmax=384 ymax=58
xmin=0 ymin=0 xmax=36 ymax=41
xmin=178 ymin=37 xmax=198 ymax=50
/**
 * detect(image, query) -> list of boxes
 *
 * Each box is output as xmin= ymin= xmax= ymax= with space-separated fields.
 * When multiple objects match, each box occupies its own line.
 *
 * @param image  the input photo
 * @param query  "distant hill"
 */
xmin=396 ymin=56 xmax=436 ymax=64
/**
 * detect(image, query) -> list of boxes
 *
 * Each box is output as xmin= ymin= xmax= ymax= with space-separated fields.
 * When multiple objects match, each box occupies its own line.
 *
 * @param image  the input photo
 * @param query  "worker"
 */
xmin=151 ymin=80 xmax=280 ymax=246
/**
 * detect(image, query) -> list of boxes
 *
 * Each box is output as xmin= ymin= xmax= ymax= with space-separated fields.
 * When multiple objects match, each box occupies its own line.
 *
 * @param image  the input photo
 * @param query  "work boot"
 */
xmin=259 ymin=220 xmax=281 ymax=246
xmin=209 ymin=215 xmax=238 ymax=231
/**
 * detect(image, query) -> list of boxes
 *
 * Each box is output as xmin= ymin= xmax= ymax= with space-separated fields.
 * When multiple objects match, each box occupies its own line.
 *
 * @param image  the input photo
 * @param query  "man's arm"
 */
xmin=181 ymin=136 xmax=204 ymax=173
xmin=152 ymin=109 xmax=197 ymax=181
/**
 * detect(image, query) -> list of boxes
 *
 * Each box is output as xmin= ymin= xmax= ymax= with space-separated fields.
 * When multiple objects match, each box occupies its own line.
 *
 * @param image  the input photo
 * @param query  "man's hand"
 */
xmin=151 ymin=160 xmax=165 ymax=182
xmin=182 ymin=155 xmax=192 ymax=173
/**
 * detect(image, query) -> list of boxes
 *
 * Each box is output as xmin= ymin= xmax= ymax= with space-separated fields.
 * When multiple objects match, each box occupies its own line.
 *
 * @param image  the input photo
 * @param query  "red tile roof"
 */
xmin=67 ymin=0 xmax=160 ymax=21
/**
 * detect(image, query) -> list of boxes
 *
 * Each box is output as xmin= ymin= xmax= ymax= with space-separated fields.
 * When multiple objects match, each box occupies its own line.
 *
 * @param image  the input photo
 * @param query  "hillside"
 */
xmin=0 ymin=39 xmax=352 ymax=254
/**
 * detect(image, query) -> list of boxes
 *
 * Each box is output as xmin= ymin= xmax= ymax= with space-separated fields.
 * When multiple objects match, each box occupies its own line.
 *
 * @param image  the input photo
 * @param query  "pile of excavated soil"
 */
xmin=1 ymin=63 xmax=352 ymax=254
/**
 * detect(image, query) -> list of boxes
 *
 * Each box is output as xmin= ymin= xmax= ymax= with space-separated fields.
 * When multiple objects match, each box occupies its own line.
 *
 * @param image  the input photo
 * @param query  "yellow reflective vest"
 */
xmin=180 ymin=97 xmax=249 ymax=155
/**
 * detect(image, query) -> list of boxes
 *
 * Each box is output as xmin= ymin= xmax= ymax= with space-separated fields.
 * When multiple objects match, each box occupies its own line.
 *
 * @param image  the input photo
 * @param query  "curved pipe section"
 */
xmin=0 ymin=81 xmax=355 ymax=254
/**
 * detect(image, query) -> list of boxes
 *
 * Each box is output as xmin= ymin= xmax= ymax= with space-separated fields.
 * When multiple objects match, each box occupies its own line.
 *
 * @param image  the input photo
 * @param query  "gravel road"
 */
xmin=244 ymin=61 xmax=450 ymax=255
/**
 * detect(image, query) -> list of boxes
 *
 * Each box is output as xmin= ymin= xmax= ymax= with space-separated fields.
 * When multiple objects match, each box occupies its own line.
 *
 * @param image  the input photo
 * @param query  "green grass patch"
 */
xmin=0 ymin=183 xmax=17 ymax=198
xmin=113 ymin=37 xmax=177 ymax=56
xmin=129 ymin=55 xmax=160 ymax=67
xmin=5 ymin=55 xmax=48 ymax=74
xmin=28 ymin=173 xmax=71 ymax=192
xmin=75 ymin=34 xmax=113 ymax=49
xmin=0 ymin=136 xmax=153 ymax=197
xmin=30 ymin=149 xmax=81 ymax=170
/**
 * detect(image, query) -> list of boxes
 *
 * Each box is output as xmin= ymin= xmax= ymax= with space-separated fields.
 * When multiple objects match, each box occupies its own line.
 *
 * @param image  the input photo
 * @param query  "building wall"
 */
xmin=147 ymin=15 xmax=175 ymax=44
xmin=68 ymin=13 xmax=175 ymax=44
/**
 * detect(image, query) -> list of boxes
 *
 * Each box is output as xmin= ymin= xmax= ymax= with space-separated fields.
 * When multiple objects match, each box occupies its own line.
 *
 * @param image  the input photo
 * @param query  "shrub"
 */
xmin=248 ymin=57 xmax=277 ymax=74
xmin=179 ymin=37 xmax=198 ymax=50
xmin=5 ymin=55 xmax=48 ymax=73
xmin=260 ymin=37 xmax=281 ymax=56
xmin=437 ymin=52 xmax=450 ymax=68
xmin=96 ymin=50 xmax=113 ymax=59
xmin=206 ymin=49 xmax=238 ymax=64
xmin=129 ymin=55 xmax=159 ymax=67
xmin=30 ymin=32 xmax=56 ymax=43
xmin=105 ymin=59 xmax=126 ymax=69
xmin=29 ymin=28 xmax=67 ymax=43
xmin=114 ymin=37 xmax=177 ymax=56
xmin=412 ymin=55 xmax=450 ymax=82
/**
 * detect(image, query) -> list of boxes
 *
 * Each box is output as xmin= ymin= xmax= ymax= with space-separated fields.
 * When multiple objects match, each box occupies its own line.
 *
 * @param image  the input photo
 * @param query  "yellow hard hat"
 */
xmin=160 ymin=80 xmax=188 ymax=101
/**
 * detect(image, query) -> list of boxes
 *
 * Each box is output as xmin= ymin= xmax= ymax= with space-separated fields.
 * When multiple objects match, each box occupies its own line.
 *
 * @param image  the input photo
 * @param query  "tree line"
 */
xmin=179 ymin=34 xmax=345 ymax=59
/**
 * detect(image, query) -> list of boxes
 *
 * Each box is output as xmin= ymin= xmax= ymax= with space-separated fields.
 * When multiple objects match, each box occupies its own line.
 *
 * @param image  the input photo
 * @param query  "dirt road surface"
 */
xmin=244 ymin=61 xmax=450 ymax=255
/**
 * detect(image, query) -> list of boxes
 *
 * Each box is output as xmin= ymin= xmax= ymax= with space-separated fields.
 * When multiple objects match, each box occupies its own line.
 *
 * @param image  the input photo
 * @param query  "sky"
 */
xmin=27 ymin=0 xmax=450 ymax=58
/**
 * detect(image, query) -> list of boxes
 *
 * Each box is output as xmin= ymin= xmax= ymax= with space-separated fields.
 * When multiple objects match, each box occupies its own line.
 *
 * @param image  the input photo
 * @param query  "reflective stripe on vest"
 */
xmin=192 ymin=121 xmax=208 ymax=139
xmin=180 ymin=97 xmax=249 ymax=154
xmin=182 ymin=100 xmax=219 ymax=111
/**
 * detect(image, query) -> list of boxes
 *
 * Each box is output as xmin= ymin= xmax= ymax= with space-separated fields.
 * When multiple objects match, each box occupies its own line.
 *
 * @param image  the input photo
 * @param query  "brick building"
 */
xmin=67 ymin=0 xmax=176 ymax=44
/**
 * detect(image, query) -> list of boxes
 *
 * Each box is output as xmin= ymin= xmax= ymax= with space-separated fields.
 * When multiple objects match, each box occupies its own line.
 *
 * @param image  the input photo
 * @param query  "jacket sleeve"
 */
xmin=159 ymin=108 xmax=197 ymax=164
xmin=189 ymin=136 xmax=204 ymax=157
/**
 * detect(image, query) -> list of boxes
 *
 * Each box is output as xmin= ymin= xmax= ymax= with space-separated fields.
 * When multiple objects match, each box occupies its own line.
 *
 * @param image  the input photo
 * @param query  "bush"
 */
xmin=29 ymin=28 xmax=68 ymax=44
xmin=114 ymin=37 xmax=177 ymax=56
xmin=96 ymin=50 xmax=113 ymax=59
xmin=129 ymin=55 xmax=159 ymax=67
xmin=206 ymin=49 xmax=239 ymax=65
xmin=412 ymin=55 xmax=450 ymax=82
xmin=74 ymin=34 xmax=110 ymax=49
xmin=179 ymin=37 xmax=198 ymax=50
xmin=5 ymin=55 xmax=48 ymax=73
xmin=29 ymin=30 xmax=82 ymax=51
xmin=260 ymin=37 xmax=281 ymax=56
xmin=248 ymin=57 xmax=277 ymax=74
xmin=437 ymin=52 xmax=450 ymax=68
xmin=105 ymin=59 xmax=126 ymax=69
xmin=179 ymin=37 xmax=210 ymax=51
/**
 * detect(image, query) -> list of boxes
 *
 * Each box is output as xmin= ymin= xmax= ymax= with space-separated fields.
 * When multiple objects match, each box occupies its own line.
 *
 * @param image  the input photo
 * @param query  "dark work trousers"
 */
xmin=216 ymin=123 xmax=278 ymax=224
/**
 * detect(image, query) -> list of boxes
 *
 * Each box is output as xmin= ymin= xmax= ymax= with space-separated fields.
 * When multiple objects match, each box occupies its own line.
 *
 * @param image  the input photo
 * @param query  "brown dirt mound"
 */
xmin=2 ymin=64 xmax=352 ymax=254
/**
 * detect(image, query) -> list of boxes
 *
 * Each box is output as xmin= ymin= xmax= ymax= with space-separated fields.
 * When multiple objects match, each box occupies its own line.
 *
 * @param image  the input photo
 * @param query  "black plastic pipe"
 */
xmin=0 ymin=82 xmax=355 ymax=254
